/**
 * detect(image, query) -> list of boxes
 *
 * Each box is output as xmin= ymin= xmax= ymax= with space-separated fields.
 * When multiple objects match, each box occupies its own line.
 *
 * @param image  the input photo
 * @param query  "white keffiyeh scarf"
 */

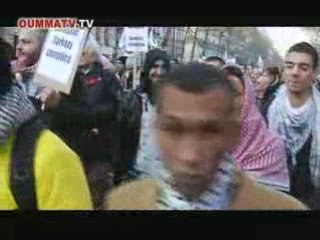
xmin=268 ymin=85 xmax=320 ymax=188
xmin=156 ymin=153 xmax=242 ymax=210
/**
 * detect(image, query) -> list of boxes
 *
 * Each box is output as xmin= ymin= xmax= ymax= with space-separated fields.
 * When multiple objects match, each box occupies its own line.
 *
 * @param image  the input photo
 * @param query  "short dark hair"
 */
xmin=204 ymin=56 xmax=225 ymax=65
xmin=265 ymin=66 xmax=281 ymax=81
xmin=154 ymin=63 xmax=236 ymax=111
xmin=287 ymin=42 xmax=319 ymax=69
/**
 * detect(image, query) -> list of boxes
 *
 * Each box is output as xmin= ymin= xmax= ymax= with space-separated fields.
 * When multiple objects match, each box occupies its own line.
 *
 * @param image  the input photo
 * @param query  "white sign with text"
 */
xmin=124 ymin=27 xmax=149 ymax=53
xmin=33 ymin=28 xmax=88 ymax=94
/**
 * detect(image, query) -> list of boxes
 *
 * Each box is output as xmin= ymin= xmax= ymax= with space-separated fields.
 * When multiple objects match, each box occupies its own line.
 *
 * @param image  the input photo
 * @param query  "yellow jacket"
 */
xmin=0 ymin=130 xmax=93 ymax=210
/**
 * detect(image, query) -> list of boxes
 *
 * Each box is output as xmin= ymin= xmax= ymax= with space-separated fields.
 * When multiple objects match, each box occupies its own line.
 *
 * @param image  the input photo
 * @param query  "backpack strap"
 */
xmin=10 ymin=116 xmax=44 ymax=210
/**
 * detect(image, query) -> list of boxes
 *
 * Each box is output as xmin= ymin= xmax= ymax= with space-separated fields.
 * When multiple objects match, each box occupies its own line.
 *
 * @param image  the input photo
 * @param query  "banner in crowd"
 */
xmin=226 ymin=58 xmax=237 ymax=64
xmin=118 ymin=27 xmax=149 ymax=53
xmin=33 ymin=28 xmax=88 ymax=94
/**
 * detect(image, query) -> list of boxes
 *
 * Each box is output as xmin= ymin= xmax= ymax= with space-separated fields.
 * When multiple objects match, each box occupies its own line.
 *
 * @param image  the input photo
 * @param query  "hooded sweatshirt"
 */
xmin=132 ymin=48 xmax=170 ymax=178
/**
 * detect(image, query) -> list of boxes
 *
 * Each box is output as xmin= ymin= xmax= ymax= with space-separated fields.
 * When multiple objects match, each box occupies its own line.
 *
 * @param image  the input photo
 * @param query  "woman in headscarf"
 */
xmin=222 ymin=64 xmax=290 ymax=192
xmin=256 ymin=66 xmax=283 ymax=122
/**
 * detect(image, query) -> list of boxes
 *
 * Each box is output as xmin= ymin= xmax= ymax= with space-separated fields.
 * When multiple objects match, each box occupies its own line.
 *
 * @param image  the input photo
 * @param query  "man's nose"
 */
xmin=291 ymin=65 xmax=300 ymax=76
xmin=16 ymin=42 xmax=22 ymax=51
xmin=176 ymin=138 xmax=202 ymax=167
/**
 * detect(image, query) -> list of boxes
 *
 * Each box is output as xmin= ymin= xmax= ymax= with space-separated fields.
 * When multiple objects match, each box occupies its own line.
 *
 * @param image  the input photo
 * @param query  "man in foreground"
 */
xmin=105 ymin=63 xmax=306 ymax=210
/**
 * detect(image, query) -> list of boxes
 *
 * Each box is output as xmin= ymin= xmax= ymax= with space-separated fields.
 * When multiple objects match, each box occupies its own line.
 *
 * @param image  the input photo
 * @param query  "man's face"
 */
xmin=283 ymin=51 xmax=316 ymax=93
xmin=16 ymin=34 xmax=42 ymax=67
xmin=156 ymin=85 xmax=239 ymax=199
xmin=256 ymin=75 xmax=271 ymax=93
xmin=148 ymin=59 xmax=167 ymax=83
xmin=116 ymin=60 xmax=124 ymax=72
xmin=79 ymin=49 xmax=95 ymax=67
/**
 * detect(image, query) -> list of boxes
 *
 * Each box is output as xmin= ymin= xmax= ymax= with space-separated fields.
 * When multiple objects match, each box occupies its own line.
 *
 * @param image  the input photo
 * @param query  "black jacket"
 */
xmin=49 ymin=62 xmax=120 ymax=164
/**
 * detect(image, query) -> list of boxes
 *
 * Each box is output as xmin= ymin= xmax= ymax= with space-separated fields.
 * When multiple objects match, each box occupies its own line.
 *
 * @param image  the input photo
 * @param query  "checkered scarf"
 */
xmin=13 ymin=62 xmax=44 ymax=98
xmin=231 ymin=79 xmax=289 ymax=191
xmin=268 ymin=85 xmax=320 ymax=188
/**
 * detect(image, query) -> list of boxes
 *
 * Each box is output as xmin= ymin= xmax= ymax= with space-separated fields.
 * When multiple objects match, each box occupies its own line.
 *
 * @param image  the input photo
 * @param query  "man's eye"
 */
xmin=205 ymin=126 xmax=223 ymax=134
xmin=160 ymin=124 xmax=182 ymax=134
xmin=22 ymin=39 xmax=30 ymax=44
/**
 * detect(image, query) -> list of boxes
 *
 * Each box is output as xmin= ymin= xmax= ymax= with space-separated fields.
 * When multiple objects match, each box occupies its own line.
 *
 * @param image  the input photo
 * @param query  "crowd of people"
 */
xmin=1 ymin=28 xmax=319 ymax=210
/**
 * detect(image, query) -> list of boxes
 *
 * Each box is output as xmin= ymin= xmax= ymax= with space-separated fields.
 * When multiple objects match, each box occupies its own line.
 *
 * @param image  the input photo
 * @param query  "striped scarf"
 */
xmin=13 ymin=62 xmax=44 ymax=98
xmin=0 ymin=85 xmax=36 ymax=143
xmin=268 ymin=85 xmax=320 ymax=189
xmin=157 ymin=153 xmax=242 ymax=210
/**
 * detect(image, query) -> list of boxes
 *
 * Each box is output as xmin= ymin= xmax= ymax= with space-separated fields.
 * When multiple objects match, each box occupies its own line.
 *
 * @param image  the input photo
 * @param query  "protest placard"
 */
xmin=123 ymin=27 xmax=149 ymax=53
xmin=33 ymin=28 xmax=88 ymax=94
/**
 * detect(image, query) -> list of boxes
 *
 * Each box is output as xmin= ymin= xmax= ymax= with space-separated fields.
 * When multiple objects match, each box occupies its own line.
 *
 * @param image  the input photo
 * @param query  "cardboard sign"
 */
xmin=124 ymin=27 xmax=148 ymax=53
xmin=33 ymin=28 xmax=88 ymax=94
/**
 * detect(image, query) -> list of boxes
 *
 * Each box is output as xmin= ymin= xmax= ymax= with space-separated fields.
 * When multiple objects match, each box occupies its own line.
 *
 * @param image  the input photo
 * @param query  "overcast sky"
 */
xmin=258 ymin=27 xmax=311 ymax=57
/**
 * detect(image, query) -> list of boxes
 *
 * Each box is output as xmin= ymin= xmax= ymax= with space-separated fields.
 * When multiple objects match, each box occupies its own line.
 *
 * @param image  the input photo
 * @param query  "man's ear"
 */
xmin=225 ymin=101 xmax=242 ymax=150
xmin=226 ymin=118 xmax=241 ymax=151
xmin=313 ymin=68 xmax=318 ymax=83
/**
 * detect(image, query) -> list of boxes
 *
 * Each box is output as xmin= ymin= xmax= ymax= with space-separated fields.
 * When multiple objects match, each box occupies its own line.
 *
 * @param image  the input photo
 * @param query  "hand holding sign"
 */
xmin=38 ymin=87 xmax=61 ymax=110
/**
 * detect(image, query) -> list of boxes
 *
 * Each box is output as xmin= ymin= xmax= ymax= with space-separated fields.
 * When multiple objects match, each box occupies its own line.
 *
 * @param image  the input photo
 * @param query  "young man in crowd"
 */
xmin=0 ymin=29 xmax=92 ymax=210
xmin=268 ymin=42 xmax=320 ymax=209
xmin=13 ymin=30 xmax=47 ymax=108
xmin=115 ymin=56 xmax=128 ymax=89
xmin=40 ymin=34 xmax=120 ymax=209
xmin=106 ymin=63 xmax=306 ymax=210
xmin=130 ymin=48 xmax=171 ymax=178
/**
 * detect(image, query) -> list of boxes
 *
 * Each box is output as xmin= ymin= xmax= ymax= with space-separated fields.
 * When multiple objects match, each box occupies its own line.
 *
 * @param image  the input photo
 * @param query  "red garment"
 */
xmin=231 ymin=79 xmax=289 ymax=191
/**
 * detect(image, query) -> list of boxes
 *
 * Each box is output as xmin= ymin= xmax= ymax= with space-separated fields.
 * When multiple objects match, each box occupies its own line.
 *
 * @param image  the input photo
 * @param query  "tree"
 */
xmin=190 ymin=27 xmax=199 ymax=61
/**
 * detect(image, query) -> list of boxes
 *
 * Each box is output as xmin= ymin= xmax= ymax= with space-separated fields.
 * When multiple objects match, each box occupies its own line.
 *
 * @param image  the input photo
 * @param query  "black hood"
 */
xmin=142 ymin=48 xmax=170 ymax=103
xmin=0 ymin=38 xmax=13 ymax=94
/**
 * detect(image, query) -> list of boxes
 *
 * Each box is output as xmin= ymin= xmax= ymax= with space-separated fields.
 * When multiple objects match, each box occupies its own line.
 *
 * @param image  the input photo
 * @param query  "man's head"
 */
xmin=283 ymin=42 xmax=318 ymax=94
xmin=79 ymin=34 xmax=100 ymax=67
xmin=16 ymin=29 xmax=47 ymax=68
xmin=116 ymin=56 xmax=127 ymax=73
xmin=154 ymin=63 xmax=239 ymax=199
xmin=204 ymin=56 xmax=225 ymax=68
xmin=222 ymin=65 xmax=245 ymax=114
xmin=143 ymin=48 xmax=170 ymax=101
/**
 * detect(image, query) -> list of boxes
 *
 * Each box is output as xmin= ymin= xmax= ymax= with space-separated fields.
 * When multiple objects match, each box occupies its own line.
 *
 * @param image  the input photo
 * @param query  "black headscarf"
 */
xmin=142 ymin=48 xmax=170 ymax=104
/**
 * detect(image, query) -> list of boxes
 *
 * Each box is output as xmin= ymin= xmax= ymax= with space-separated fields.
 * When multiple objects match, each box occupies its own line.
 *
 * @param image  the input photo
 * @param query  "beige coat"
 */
xmin=105 ymin=173 xmax=307 ymax=210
